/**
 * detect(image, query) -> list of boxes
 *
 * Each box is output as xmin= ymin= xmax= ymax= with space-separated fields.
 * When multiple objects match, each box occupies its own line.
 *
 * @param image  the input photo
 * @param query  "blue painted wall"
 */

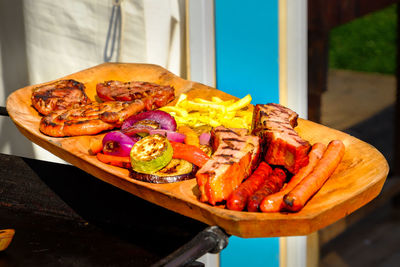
xmin=214 ymin=0 xmax=280 ymax=266
xmin=214 ymin=0 xmax=279 ymax=104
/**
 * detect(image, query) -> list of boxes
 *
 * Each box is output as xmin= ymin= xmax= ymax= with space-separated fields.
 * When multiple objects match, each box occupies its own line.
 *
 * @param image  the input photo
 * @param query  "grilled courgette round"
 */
xmin=130 ymin=134 xmax=173 ymax=174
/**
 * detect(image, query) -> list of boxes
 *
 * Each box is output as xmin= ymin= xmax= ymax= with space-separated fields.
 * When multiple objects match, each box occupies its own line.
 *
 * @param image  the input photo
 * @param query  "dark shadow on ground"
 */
xmin=0 ymin=153 xmax=207 ymax=266
xmin=22 ymin=157 xmax=207 ymax=255
xmin=320 ymin=103 xmax=398 ymax=267
xmin=344 ymin=103 xmax=394 ymax=173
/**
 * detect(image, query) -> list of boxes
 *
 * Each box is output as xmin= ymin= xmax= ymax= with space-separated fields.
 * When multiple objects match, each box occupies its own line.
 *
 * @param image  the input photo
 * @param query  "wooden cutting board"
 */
xmin=6 ymin=63 xmax=389 ymax=238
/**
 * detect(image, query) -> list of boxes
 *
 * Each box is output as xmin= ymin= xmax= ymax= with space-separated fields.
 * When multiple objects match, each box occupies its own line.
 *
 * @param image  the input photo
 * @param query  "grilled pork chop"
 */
xmin=31 ymin=79 xmax=91 ymax=115
xmin=252 ymin=103 xmax=310 ymax=174
xmin=40 ymin=100 xmax=148 ymax=137
xmin=196 ymin=127 xmax=260 ymax=205
xmin=96 ymin=80 xmax=175 ymax=110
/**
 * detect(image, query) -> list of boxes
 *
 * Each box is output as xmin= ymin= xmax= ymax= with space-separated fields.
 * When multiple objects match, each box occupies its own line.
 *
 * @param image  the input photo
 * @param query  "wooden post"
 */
xmin=394 ymin=3 xmax=400 ymax=176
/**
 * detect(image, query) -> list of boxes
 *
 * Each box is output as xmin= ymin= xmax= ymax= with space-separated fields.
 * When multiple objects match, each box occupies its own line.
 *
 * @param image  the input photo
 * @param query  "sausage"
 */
xmin=226 ymin=162 xmax=272 ymax=211
xmin=260 ymin=143 xmax=326 ymax=213
xmin=283 ymin=140 xmax=345 ymax=212
xmin=247 ymin=168 xmax=286 ymax=212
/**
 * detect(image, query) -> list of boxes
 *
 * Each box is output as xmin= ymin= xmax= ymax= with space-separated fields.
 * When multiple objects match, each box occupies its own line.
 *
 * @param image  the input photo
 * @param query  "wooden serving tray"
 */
xmin=6 ymin=63 xmax=389 ymax=238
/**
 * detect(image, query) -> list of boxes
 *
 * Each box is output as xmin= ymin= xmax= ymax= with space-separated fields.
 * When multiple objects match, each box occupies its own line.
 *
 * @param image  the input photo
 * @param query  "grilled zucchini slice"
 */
xmin=130 ymin=134 xmax=173 ymax=174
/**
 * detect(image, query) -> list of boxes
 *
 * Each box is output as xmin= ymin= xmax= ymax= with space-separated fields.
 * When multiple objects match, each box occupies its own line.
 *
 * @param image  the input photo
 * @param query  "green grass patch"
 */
xmin=329 ymin=4 xmax=397 ymax=74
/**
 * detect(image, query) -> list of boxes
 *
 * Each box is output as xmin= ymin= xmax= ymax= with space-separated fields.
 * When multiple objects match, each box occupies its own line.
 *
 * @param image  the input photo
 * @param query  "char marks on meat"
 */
xmin=31 ymin=79 xmax=91 ymax=115
xmin=96 ymin=80 xmax=175 ymax=110
xmin=38 ymin=80 xmax=175 ymax=137
xmin=252 ymin=103 xmax=310 ymax=174
xmin=196 ymin=126 xmax=260 ymax=205
xmin=40 ymin=100 xmax=147 ymax=137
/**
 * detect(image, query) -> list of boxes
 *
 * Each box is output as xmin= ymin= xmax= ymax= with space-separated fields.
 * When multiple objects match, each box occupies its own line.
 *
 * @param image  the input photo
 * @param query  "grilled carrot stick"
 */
xmin=260 ymin=143 xmax=326 ymax=213
xmin=283 ymin=140 xmax=345 ymax=212
xmin=226 ymin=162 xmax=272 ymax=211
xmin=96 ymin=153 xmax=132 ymax=169
xmin=247 ymin=168 xmax=286 ymax=212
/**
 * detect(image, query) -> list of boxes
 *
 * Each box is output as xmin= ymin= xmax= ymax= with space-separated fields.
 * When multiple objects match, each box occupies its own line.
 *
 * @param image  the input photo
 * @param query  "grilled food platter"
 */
xmin=6 ymin=63 xmax=389 ymax=238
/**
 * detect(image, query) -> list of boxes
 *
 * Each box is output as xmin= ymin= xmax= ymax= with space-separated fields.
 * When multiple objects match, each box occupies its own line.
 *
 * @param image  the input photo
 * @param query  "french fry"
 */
xmin=222 ymin=100 xmax=235 ymax=106
xmin=236 ymin=110 xmax=252 ymax=117
xmin=226 ymin=94 xmax=252 ymax=112
xmin=223 ymin=111 xmax=237 ymax=119
xmin=182 ymin=101 xmax=227 ymax=113
xmin=193 ymin=98 xmax=215 ymax=104
xmin=219 ymin=117 xmax=248 ymax=128
xmin=211 ymin=96 xmax=224 ymax=103
xmin=159 ymin=106 xmax=189 ymax=117
xmin=163 ymin=93 xmax=253 ymax=129
xmin=190 ymin=112 xmax=221 ymax=127
xmin=175 ymin=93 xmax=187 ymax=106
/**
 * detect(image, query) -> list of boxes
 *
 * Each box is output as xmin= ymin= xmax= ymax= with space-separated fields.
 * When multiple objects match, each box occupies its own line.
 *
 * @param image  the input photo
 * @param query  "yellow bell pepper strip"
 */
xmin=177 ymin=125 xmax=200 ymax=147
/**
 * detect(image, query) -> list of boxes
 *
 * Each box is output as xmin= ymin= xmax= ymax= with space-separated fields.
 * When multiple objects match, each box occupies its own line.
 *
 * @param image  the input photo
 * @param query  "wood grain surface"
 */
xmin=6 ymin=63 xmax=389 ymax=238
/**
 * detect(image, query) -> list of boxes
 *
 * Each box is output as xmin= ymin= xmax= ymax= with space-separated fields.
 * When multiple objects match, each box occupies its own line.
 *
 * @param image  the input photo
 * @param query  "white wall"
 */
xmin=0 ymin=0 xmax=186 ymax=163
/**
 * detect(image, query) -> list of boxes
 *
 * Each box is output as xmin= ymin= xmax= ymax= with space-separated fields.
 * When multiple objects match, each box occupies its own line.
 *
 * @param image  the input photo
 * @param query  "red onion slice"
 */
xmin=102 ymin=131 xmax=136 ymax=157
xmin=149 ymin=129 xmax=186 ymax=143
xmin=121 ymin=110 xmax=177 ymax=131
xmin=121 ymin=126 xmax=153 ymax=137
xmin=199 ymin=133 xmax=211 ymax=145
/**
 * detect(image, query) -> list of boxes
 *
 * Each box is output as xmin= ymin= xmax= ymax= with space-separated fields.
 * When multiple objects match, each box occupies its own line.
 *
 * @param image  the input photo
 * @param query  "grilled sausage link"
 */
xmin=226 ymin=162 xmax=272 ymax=211
xmin=247 ymin=168 xmax=286 ymax=212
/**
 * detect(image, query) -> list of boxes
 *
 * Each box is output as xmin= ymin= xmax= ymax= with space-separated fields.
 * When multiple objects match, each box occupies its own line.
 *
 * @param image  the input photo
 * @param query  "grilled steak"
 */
xmin=252 ymin=103 xmax=310 ymax=174
xmin=40 ymin=100 xmax=148 ymax=137
xmin=196 ymin=126 xmax=260 ymax=205
xmin=31 ymin=79 xmax=91 ymax=115
xmin=96 ymin=80 xmax=175 ymax=110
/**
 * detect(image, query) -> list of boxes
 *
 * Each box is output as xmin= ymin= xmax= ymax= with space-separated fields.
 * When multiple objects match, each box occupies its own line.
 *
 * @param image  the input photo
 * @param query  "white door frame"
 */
xmin=280 ymin=0 xmax=311 ymax=267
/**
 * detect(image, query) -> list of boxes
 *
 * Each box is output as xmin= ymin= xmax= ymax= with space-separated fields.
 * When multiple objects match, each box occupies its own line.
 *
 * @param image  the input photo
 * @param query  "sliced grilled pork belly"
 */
xmin=252 ymin=103 xmax=310 ymax=174
xmin=196 ymin=126 xmax=260 ymax=205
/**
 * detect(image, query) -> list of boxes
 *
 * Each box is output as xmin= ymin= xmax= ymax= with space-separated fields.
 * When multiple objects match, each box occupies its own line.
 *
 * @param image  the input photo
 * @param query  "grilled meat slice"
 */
xmin=252 ymin=103 xmax=310 ymax=174
xmin=96 ymin=80 xmax=175 ymax=109
xmin=196 ymin=126 xmax=260 ymax=205
xmin=39 ymin=100 xmax=147 ymax=137
xmin=31 ymin=79 xmax=91 ymax=115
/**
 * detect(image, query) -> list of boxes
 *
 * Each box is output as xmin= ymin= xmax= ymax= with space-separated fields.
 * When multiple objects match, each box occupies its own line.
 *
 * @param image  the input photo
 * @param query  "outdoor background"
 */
xmin=322 ymin=3 xmax=396 ymax=166
xmin=320 ymin=4 xmax=399 ymax=267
